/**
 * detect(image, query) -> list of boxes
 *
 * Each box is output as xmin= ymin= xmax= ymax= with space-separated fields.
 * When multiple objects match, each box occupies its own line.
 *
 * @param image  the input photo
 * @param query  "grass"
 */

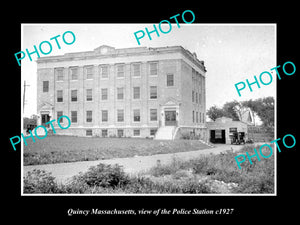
xmin=23 ymin=135 xmax=211 ymax=165
xmin=23 ymin=144 xmax=275 ymax=194
xmin=146 ymin=144 xmax=275 ymax=194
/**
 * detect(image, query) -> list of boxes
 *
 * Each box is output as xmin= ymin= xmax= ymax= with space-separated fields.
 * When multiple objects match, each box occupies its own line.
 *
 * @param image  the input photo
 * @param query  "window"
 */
xmin=117 ymin=129 xmax=124 ymax=137
xmin=71 ymin=67 xmax=78 ymax=80
xmin=150 ymin=109 xmax=157 ymax=121
xmin=57 ymin=90 xmax=63 ymax=102
xmin=150 ymin=129 xmax=157 ymax=136
xmin=192 ymin=91 xmax=194 ymax=102
xmin=132 ymin=63 xmax=141 ymax=77
xmin=71 ymin=90 xmax=77 ymax=102
xmin=117 ymin=64 xmax=125 ymax=78
xmin=192 ymin=111 xmax=195 ymax=123
xmin=101 ymin=88 xmax=108 ymax=100
xmin=133 ymin=109 xmax=140 ymax=122
xmin=149 ymin=62 xmax=158 ymax=75
xmin=100 ymin=65 xmax=109 ymax=79
xmin=117 ymin=109 xmax=124 ymax=122
xmin=229 ymin=128 xmax=237 ymax=133
xmin=71 ymin=111 xmax=77 ymax=123
xmin=86 ymin=66 xmax=93 ymax=79
xmin=195 ymin=92 xmax=198 ymax=103
xmin=86 ymin=129 xmax=93 ymax=136
xmin=86 ymin=89 xmax=92 ymax=101
xmin=43 ymin=81 xmax=49 ymax=92
xmin=167 ymin=74 xmax=174 ymax=86
xmin=150 ymin=86 xmax=157 ymax=99
xmin=133 ymin=129 xmax=140 ymax=136
xmin=102 ymin=129 xmax=108 ymax=137
xmin=86 ymin=110 xmax=92 ymax=122
xmin=56 ymin=69 xmax=64 ymax=81
xmin=196 ymin=112 xmax=198 ymax=123
xmin=102 ymin=110 xmax=108 ymax=122
xmin=57 ymin=111 xmax=63 ymax=122
xmin=117 ymin=87 xmax=124 ymax=100
xmin=215 ymin=130 xmax=222 ymax=139
xmin=133 ymin=87 xmax=140 ymax=99
xmin=199 ymin=93 xmax=202 ymax=105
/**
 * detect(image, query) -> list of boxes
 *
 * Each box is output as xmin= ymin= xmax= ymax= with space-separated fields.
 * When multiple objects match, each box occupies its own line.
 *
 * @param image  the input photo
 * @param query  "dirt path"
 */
xmin=23 ymin=144 xmax=246 ymax=184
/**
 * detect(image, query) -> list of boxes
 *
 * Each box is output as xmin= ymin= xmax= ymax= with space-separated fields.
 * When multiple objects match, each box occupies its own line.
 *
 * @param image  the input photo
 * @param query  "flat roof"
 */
xmin=36 ymin=45 xmax=206 ymax=72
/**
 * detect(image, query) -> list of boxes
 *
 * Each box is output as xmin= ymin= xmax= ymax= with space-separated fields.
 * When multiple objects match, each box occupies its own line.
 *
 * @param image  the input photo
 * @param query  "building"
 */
xmin=36 ymin=45 xmax=207 ymax=139
xmin=207 ymin=117 xmax=249 ymax=144
xmin=238 ymin=108 xmax=255 ymax=125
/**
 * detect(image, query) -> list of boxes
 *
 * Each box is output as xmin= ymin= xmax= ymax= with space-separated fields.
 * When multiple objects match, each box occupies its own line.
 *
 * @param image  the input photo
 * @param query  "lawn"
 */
xmin=23 ymin=135 xmax=211 ymax=165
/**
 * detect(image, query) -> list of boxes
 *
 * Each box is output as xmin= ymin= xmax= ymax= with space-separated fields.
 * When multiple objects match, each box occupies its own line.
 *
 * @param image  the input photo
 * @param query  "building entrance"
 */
xmin=41 ymin=114 xmax=50 ymax=127
xmin=165 ymin=110 xmax=176 ymax=126
xmin=210 ymin=129 xmax=226 ymax=143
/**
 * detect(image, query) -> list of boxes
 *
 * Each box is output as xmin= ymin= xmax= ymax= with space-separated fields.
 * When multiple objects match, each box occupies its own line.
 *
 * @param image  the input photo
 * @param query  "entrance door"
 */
xmin=165 ymin=110 xmax=176 ymax=126
xmin=210 ymin=129 xmax=225 ymax=143
xmin=41 ymin=114 xmax=50 ymax=127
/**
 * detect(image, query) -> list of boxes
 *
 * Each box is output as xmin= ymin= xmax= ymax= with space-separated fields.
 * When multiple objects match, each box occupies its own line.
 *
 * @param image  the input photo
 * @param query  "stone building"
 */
xmin=36 ymin=45 xmax=207 ymax=140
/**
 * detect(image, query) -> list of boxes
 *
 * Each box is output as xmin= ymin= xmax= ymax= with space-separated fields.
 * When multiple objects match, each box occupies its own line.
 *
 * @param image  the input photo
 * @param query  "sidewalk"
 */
xmin=23 ymin=144 xmax=246 ymax=184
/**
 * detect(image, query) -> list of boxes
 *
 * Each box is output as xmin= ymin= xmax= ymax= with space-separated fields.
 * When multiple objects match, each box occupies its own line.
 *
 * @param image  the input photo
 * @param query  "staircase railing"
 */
xmin=172 ymin=125 xmax=179 ymax=140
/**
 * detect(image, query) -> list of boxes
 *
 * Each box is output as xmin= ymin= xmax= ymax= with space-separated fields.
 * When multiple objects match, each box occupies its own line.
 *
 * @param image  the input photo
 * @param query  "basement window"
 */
xmin=86 ymin=129 xmax=93 ymax=136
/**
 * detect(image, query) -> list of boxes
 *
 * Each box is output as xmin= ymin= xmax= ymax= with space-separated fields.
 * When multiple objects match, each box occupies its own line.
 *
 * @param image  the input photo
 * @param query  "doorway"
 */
xmin=210 ymin=129 xmax=225 ymax=143
xmin=165 ymin=110 xmax=176 ymax=126
xmin=41 ymin=114 xmax=50 ymax=127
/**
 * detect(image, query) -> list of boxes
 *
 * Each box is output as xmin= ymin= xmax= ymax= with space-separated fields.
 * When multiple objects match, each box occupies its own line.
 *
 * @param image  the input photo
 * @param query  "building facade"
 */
xmin=36 ymin=45 xmax=207 ymax=139
xmin=207 ymin=117 xmax=249 ymax=144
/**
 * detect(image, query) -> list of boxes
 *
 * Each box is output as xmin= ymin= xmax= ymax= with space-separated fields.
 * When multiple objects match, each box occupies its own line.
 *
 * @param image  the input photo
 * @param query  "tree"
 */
xmin=255 ymin=97 xmax=274 ymax=127
xmin=206 ymin=97 xmax=275 ymax=128
xmin=207 ymin=101 xmax=243 ymax=121
xmin=222 ymin=100 xmax=242 ymax=121
xmin=23 ymin=114 xmax=38 ymax=129
xmin=206 ymin=105 xmax=226 ymax=121
xmin=242 ymin=97 xmax=274 ymax=128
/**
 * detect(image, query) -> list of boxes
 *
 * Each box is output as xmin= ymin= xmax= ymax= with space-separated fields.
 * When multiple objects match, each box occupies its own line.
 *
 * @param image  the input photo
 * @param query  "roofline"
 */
xmin=36 ymin=45 xmax=206 ymax=72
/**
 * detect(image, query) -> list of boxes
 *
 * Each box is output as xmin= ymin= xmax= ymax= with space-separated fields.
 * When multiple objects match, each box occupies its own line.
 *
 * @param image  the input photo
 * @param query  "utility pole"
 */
xmin=23 ymin=80 xmax=30 ymax=114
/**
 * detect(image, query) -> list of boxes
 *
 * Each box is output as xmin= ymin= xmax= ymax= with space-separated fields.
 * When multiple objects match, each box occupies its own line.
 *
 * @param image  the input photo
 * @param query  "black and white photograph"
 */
xmin=3 ymin=5 xmax=297 ymax=221
xmin=20 ymin=23 xmax=276 ymax=195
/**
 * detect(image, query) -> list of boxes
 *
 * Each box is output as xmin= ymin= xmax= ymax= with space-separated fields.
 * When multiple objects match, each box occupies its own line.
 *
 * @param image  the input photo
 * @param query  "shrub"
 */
xmin=24 ymin=169 xmax=59 ymax=193
xmin=149 ymin=157 xmax=185 ymax=177
xmin=145 ymin=144 xmax=275 ymax=194
xmin=72 ymin=163 xmax=130 ymax=188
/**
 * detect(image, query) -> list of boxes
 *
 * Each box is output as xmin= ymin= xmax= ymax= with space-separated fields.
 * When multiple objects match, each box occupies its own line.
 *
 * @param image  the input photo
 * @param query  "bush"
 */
xmin=72 ymin=163 xmax=130 ymax=188
xmin=149 ymin=157 xmax=185 ymax=177
xmin=24 ymin=169 xmax=59 ymax=193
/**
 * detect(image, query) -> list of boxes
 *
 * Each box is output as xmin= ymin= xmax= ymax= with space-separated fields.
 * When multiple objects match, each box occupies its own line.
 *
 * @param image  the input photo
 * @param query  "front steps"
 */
xmin=154 ymin=126 xmax=176 ymax=140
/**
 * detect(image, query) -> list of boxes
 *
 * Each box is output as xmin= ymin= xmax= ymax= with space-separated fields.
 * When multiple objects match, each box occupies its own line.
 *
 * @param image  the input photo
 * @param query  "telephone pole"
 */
xmin=23 ymin=80 xmax=30 ymax=114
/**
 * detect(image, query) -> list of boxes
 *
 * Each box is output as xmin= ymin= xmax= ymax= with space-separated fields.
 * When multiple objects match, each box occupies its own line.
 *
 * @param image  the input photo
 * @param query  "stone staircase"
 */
xmin=154 ymin=126 xmax=176 ymax=140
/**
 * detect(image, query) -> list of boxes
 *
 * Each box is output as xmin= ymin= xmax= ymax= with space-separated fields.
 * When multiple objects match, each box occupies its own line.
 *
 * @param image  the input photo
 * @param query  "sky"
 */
xmin=21 ymin=23 xmax=276 ymax=117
